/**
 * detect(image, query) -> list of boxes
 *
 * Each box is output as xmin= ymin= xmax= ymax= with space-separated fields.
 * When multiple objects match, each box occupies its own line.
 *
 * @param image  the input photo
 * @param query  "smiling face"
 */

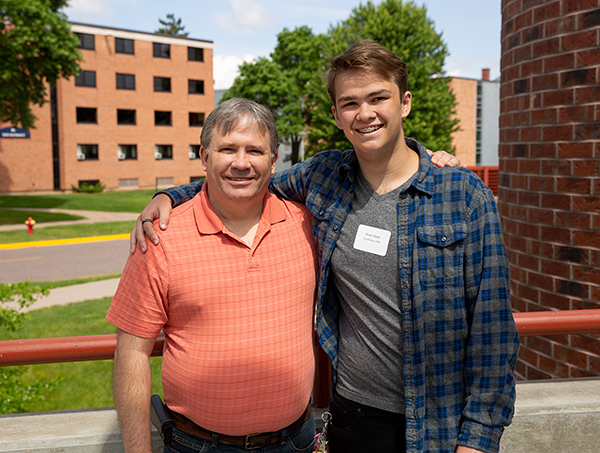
xmin=331 ymin=69 xmax=412 ymax=160
xmin=200 ymin=115 xmax=278 ymax=213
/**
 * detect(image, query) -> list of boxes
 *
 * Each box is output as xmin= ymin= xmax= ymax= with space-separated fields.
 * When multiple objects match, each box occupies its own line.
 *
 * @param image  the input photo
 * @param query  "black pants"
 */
xmin=328 ymin=391 xmax=406 ymax=453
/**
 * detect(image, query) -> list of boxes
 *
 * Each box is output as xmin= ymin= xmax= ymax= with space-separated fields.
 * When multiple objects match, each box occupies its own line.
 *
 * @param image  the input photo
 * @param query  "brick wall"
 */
xmin=449 ymin=77 xmax=478 ymax=166
xmin=500 ymin=0 xmax=600 ymax=379
xmin=0 ymin=102 xmax=55 ymax=192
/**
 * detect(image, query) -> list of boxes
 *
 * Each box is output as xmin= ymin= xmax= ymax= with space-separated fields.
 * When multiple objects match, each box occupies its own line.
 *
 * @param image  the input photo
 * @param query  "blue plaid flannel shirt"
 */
xmin=161 ymin=138 xmax=519 ymax=453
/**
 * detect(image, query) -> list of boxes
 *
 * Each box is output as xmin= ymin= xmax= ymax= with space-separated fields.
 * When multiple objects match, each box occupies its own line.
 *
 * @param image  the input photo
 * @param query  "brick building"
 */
xmin=449 ymin=69 xmax=500 ymax=167
xmin=0 ymin=22 xmax=213 ymax=193
xmin=500 ymin=0 xmax=600 ymax=379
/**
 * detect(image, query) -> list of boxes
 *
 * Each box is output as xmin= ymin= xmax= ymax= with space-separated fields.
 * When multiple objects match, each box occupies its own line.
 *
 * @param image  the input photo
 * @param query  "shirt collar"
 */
xmin=406 ymin=137 xmax=435 ymax=197
xmin=193 ymin=183 xmax=287 ymax=235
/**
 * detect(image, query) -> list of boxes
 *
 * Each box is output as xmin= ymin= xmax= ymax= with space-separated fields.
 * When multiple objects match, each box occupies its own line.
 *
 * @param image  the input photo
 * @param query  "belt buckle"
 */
xmin=244 ymin=433 xmax=263 ymax=450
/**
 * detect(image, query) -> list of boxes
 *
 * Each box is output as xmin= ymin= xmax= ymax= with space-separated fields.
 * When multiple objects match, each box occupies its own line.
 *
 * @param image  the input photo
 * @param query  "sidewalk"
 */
xmin=1 ymin=209 xmax=132 ymax=308
xmin=23 ymin=278 xmax=121 ymax=312
xmin=0 ymin=208 xmax=138 ymax=232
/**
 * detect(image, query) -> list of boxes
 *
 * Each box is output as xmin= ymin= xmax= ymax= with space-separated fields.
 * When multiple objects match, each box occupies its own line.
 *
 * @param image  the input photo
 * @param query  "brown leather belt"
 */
xmin=167 ymin=405 xmax=312 ymax=450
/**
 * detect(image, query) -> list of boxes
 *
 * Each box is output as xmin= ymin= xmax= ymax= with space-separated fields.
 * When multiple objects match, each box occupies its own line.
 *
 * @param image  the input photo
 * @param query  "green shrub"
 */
xmin=71 ymin=181 xmax=105 ymax=193
xmin=0 ymin=281 xmax=60 ymax=414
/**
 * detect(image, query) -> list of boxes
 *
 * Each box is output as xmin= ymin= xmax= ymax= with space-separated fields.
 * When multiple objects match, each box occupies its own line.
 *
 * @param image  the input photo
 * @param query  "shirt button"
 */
xmin=441 ymin=236 xmax=447 ymax=242
xmin=319 ymin=210 xmax=324 ymax=216
xmin=333 ymin=226 xmax=338 ymax=231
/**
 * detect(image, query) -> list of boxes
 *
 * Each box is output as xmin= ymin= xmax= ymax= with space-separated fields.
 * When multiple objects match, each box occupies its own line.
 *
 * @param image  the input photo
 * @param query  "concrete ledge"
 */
xmin=500 ymin=378 xmax=600 ymax=452
xmin=0 ymin=407 xmax=162 ymax=453
xmin=0 ymin=379 xmax=598 ymax=452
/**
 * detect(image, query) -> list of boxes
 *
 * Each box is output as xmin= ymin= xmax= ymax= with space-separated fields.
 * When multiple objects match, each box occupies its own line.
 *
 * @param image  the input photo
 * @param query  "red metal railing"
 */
xmin=468 ymin=165 xmax=499 ymax=196
xmin=1 ymin=310 xmax=599 ymax=406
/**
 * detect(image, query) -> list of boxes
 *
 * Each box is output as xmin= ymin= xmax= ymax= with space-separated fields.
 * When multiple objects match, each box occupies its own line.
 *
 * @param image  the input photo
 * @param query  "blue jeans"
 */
xmin=164 ymin=416 xmax=316 ymax=453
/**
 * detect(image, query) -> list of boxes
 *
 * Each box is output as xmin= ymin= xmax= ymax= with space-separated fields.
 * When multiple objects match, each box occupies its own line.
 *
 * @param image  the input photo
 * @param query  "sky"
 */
xmin=64 ymin=0 xmax=502 ymax=90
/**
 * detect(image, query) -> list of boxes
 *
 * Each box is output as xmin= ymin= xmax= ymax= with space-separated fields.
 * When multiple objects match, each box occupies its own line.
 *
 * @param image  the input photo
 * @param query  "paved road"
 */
xmin=0 ymin=238 xmax=130 ymax=283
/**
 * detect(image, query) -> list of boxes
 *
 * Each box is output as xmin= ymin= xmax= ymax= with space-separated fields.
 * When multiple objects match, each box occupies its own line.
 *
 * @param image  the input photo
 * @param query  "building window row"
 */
xmin=75 ymin=70 xmax=96 ymax=87
xmin=118 ymin=145 xmax=137 ymax=160
xmin=75 ymin=32 xmax=204 ymax=61
xmin=76 ymin=144 xmax=202 ymax=161
xmin=75 ymin=107 xmax=204 ymax=127
xmin=75 ymin=71 xmax=204 ymax=94
xmin=116 ymin=73 xmax=135 ymax=90
xmin=75 ymin=32 xmax=95 ymax=50
xmin=154 ymin=76 xmax=171 ymax=92
xmin=115 ymin=37 xmax=134 ymax=54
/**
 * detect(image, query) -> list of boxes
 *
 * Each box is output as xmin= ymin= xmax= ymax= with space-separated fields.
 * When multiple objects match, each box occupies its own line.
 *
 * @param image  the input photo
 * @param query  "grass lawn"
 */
xmin=0 ymin=297 xmax=163 ymax=413
xmin=0 ymin=189 xmax=156 ymax=213
xmin=30 ymin=273 xmax=122 ymax=290
xmin=0 ymin=220 xmax=136 ymax=244
xmin=0 ymin=209 xmax=85 ymax=226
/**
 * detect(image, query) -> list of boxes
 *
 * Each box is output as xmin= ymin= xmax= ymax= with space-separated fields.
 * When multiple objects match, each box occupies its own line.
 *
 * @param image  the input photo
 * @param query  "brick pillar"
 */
xmin=500 ymin=0 xmax=600 ymax=379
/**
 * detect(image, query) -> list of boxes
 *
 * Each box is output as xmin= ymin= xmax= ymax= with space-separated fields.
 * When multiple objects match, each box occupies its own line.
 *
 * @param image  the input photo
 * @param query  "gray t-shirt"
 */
xmin=331 ymin=170 xmax=415 ymax=414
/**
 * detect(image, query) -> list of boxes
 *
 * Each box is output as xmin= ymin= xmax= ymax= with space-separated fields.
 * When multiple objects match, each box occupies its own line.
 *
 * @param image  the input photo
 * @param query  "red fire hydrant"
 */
xmin=25 ymin=216 xmax=36 ymax=234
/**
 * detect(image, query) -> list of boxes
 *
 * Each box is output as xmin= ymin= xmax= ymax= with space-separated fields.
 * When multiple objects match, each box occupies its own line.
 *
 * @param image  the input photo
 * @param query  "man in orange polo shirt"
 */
xmin=107 ymin=98 xmax=318 ymax=453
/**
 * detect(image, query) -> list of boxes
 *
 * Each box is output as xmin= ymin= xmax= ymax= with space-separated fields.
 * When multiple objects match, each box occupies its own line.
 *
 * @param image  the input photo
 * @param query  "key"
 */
xmin=314 ymin=411 xmax=331 ymax=452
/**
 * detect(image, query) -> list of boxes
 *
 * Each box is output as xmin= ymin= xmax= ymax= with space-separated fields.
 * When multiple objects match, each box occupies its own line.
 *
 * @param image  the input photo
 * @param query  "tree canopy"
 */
xmin=0 ymin=0 xmax=81 ymax=130
xmin=223 ymin=0 xmax=457 ymax=158
xmin=222 ymin=26 xmax=328 ymax=164
xmin=155 ymin=13 xmax=189 ymax=37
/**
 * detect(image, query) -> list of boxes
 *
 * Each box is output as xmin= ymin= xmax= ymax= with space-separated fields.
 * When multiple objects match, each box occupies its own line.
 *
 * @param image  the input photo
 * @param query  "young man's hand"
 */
xmin=456 ymin=447 xmax=485 ymax=453
xmin=129 ymin=194 xmax=173 ymax=254
xmin=427 ymin=149 xmax=466 ymax=168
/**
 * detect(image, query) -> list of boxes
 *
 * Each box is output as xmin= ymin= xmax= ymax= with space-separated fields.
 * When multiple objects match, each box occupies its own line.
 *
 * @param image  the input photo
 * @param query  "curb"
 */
xmin=0 ymin=234 xmax=130 ymax=250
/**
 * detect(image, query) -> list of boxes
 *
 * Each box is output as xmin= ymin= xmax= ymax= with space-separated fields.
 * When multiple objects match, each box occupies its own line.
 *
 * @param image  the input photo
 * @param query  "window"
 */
xmin=188 ymin=79 xmax=204 ymax=94
xmin=117 ymin=109 xmax=136 ymax=125
xmin=75 ymin=71 xmax=96 ymax=87
xmin=188 ymin=47 xmax=204 ymax=62
xmin=78 ymin=179 xmax=100 ymax=187
xmin=116 ymin=73 xmax=135 ymax=90
xmin=155 ymin=145 xmax=173 ymax=160
xmin=155 ymin=111 xmax=172 ymax=126
xmin=117 ymin=144 xmax=137 ymax=160
xmin=154 ymin=77 xmax=171 ymax=92
xmin=77 ymin=144 xmax=98 ymax=161
xmin=189 ymin=112 xmax=205 ymax=127
xmin=119 ymin=178 xmax=139 ymax=188
xmin=475 ymin=81 xmax=482 ymax=165
xmin=76 ymin=107 xmax=97 ymax=124
xmin=189 ymin=145 xmax=201 ymax=159
xmin=190 ymin=176 xmax=206 ymax=183
xmin=75 ymin=32 xmax=95 ymax=50
xmin=153 ymin=42 xmax=170 ymax=58
xmin=156 ymin=177 xmax=174 ymax=187
xmin=115 ymin=38 xmax=134 ymax=54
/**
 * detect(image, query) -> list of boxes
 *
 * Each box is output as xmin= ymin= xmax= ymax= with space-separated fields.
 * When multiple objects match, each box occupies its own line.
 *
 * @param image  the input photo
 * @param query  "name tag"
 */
xmin=353 ymin=224 xmax=391 ymax=256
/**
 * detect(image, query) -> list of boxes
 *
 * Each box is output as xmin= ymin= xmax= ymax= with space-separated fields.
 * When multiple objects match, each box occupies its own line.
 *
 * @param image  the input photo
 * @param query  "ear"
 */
xmin=200 ymin=146 xmax=209 ymax=171
xmin=401 ymin=91 xmax=412 ymax=119
xmin=331 ymin=105 xmax=343 ymax=130
xmin=270 ymin=152 xmax=279 ymax=174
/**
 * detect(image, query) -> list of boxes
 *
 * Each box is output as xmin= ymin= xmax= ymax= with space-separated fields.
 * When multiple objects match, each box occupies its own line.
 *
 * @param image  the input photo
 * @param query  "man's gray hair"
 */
xmin=200 ymin=98 xmax=279 ymax=156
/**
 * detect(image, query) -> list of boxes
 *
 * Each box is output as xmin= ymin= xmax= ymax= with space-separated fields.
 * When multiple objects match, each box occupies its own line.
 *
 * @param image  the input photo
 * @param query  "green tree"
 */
xmin=0 ymin=281 xmax=61 ymax=414
xmin=0 ymin=0 xmax=81 ymax=130
xmin=321 ymin=0 xmax=458 ymax=152
xmin=155 ymin=13 xmax=189 ymax=37
xmin=223 ymin=27 xmax=329 ymax=165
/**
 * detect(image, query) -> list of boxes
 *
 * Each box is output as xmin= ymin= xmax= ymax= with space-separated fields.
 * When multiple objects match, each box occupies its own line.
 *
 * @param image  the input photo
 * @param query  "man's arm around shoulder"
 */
xmin=113 ymin=329 xmax=158 ymax=453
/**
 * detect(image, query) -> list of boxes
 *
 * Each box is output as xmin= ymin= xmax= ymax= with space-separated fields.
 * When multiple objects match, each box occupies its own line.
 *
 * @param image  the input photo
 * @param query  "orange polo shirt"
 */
xmin=107 ymin=187 xmax=318 ymax=435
